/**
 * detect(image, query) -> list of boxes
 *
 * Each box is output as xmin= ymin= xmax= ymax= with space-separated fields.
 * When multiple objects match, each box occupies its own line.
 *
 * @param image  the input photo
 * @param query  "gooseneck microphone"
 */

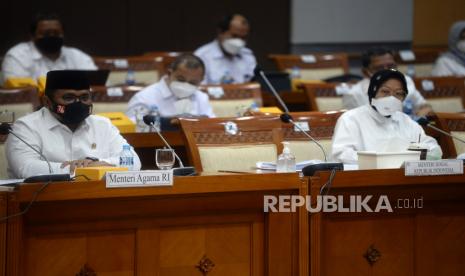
xmin=280 ymin=114 xmax=328 ymax=162
xmin=417 ymin=117 xmax=465 ymax=144
xmin=142 ymin=115 xmax=196 ymax=176
xmin=254 ymin=66 xmax=290 ymax=113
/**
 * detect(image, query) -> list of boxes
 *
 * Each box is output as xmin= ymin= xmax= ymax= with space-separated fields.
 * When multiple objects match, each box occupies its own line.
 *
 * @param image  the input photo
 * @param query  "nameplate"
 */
xmin=404 ymin=160 xmax=463 ymax=176
xmin=294 ymin=121 xmax=310 ymax=132
xmin=399 ymin=50 xmax=416 ymax=61
xmin=113 ymin=59 xmax=129 ymax=69
xmin=301 ymin=55 xmax=316 ymax=63
xmin=207 ymin=86 xmax=225 ymax=99
xmin=106 ymin=170 xmax=173 ymax=188
xmin=107 ymin=87 xmax=124 ymax=97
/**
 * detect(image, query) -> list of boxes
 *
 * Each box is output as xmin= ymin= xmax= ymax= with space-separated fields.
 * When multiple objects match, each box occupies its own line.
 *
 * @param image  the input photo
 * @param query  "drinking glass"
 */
xmin=156 ymin=148 xmax=175 ymax=170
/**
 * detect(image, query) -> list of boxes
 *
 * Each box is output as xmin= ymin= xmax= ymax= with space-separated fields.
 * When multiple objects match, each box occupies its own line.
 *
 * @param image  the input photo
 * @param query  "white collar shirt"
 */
xmin=126 ymin=77 xmax=215 ymax=122
xmin=331 ymin=105 xmax=442 ymax=164
xmin=1 ymin=41 xmax=97 ymax=82
xmin=194 ymin=40 xmax=257 ymax=84
xmin=6 ymin=107 xmax=141 ymax=178
xmin=432 ymin=54 xmax=465 ymax=77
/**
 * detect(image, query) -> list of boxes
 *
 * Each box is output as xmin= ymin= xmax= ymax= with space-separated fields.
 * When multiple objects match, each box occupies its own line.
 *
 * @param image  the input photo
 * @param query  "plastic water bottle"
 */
xmin=119 ymin=144 xmax=135 ymax=170
xmin=276 ymin=142 xmax=296 ymax=172
xmin=126 ymin=69 xmax=136 ymax=85
xmin=406 ymin=65 xmax=415 ymax=78
xmin=221 ymin=70 xmax=235 ymax=84
xmin=249 ymin=102 xmax=259 ymax=112
xmin=134 ymin=106 xmax=150 ymax=132
xmin=291 ymin=66 xmax=301 ymax=79
xmin=403 ymin=99 xmax=414 ymax=117
xmin=149 ymin=105 xmax=161 ymax=132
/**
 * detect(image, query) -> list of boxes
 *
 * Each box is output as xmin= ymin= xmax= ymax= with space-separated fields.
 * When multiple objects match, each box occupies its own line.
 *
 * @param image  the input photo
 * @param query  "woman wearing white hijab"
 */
xmin=432 ymin=21 xmax=465 ymax=76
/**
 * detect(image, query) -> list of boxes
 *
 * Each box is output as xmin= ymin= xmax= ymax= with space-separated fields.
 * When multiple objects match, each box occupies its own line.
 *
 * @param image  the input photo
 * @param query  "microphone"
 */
xmin=143 ymin=115 xmax=196 ymax=176
xmin=280 ymin=114 xmax=328 ymax=161
xmin=254 ymin=66 xmax=290 ymax=113
xmin=1 ymin=122 xmax=70 ymax=182
xmin=279 ymin=113 xmax=343 ymax=176
xmin=417 ymin=116 xmax=465 ymax=144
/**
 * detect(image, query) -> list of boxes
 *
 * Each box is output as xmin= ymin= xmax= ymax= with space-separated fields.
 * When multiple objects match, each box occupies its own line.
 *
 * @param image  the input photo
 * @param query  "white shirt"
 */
xmin=432 ymin=55 xmax=465 ymax=77
xmin=194 ymin=40 xmax=256 ymax=84
xmin=6 ymin=107 xmax=141 ymax=178
xmin=331 ymin=105 xmax=442 ymax=164
xmin=342 ymin=76 xmax=427 ymax=110
xmin=1 ymin=41 xmax=97 ymax=81
xmin=126 ymin=77 xmax=215 ymax=122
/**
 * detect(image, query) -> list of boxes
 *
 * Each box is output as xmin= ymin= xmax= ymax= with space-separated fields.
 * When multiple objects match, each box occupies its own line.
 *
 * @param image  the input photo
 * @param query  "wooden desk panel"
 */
xmin=6 ymin=173 xmax=308 ymax=276
xmin=309 ymin=169 xmax=465 ymax=276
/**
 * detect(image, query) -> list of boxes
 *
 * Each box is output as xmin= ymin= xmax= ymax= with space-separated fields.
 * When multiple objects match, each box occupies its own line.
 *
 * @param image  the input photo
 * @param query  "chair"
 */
xmin=91 ymin=86 xmax=141 ymax=114
xmin=93 ymin=56 xmax=164 ymax=86
xmin=282 ymin=111 xmax=344 ymax=162
xmin=394 ymin=48 xmax=445 ymax=77
xmin=179 ymin=116 xmax=283 ymax=172
xmin=199 ymin=82 xmax=263 ymax=117
xmin=413 ymin=77 xmax=465 ymax=112
xmin=0 ymin=87 xmax=40 ymax=120
xmin=144 ymin=51 xmax=189 ymax=74
xmin=434 ymin=112 xmax=465 ymax=158
xmin=0 ymin=136 xmax=8 ymax=179
xmin=300 ymin=82 xmax=345 ymax=111
xmin=269 ymin=53 xmax=349 ymax=80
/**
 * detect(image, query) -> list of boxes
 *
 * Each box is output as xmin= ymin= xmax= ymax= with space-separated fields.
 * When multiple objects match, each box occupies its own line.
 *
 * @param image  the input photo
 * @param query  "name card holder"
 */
xmin=404 ymin=160 xmax=463 ymax=176
xmin=106 ymin=170 xmax=173 ymax=188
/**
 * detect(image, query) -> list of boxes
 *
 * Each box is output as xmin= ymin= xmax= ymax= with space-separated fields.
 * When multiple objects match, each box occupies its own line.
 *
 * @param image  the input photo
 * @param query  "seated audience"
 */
xmin=6 ymin=70 xmax=140 ymax=178
xmin=126 ymin=54 xmax=215 ymax=121
xmin=343 ymin=47 xmax=432 ymax=118
xmin=332 ymin=69 xmax=442 ymax=164
xmin=1 ymin=12 xmax=96 ymax=82
xmin=432 ymin=21 xmax=465 ymax=77
xmin=194 ymin=14 xmax=256 ymax=84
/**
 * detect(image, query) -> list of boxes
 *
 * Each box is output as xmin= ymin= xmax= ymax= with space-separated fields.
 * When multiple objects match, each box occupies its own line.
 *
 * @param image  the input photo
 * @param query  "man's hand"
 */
xmin=61 ymin=160 xmax=114 ymax=173
xmin=415 ymin=104 xmax=434 ymax=117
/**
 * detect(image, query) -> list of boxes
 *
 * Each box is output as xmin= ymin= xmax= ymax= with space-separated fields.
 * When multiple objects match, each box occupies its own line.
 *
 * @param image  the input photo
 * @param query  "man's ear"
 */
xmin=362 ymin=68 xmax=371 ymax=78
xmin=42 ymin=94 xmax=54 ymax=110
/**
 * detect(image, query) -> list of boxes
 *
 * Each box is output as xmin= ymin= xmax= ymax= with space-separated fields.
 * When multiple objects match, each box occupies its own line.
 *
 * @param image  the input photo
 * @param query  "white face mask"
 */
xmin=371 ymin=96 xmax=403 ymax=116
xmin=169 ymin=81 xmax=197 ymax=99
xmin=457 ymin=40 xmax=465 ymax=53
xmin=221 ymin=38 xmax=246 ymax=55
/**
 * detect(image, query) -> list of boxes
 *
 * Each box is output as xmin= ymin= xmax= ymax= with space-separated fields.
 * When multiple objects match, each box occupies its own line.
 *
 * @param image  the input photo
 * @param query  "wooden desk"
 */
xmin=309 ymin=169 xmax=465 ymax=276
xmin=5 ymin=173 xmax=308 ymax=276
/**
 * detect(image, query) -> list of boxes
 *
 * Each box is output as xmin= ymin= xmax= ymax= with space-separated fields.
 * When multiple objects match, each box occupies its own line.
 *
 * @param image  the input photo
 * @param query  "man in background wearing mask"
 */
xmin=194 ymin=14 xmax=256 ymax=84
xmin=331 ymin=69 xmax=442 ymax=164
xmin=1 ymin=12 xmax=96 ymax=83
xmin=342 ymin=47 xmax=432 ymax=118
xmin=126 ymin=54 xmax=215 ymax=121
xmin=6 ymin=70 xmax=141 ymax=178
xmin=432 ymin=21 xmax=465 ymax=76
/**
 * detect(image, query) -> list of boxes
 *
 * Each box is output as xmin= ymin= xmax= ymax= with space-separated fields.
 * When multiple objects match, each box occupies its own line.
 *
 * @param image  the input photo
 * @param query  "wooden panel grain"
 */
xmin=413 ymin=0 xmax=465 ymax=46
xmin=24 ymin=230 xmax=136 ymax=276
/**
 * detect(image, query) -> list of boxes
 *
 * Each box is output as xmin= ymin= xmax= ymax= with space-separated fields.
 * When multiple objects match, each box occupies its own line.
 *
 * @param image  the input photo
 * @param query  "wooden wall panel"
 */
xmin=1 ymin=0 xmax=290 ymax=69
xmin=413 ymin=0 xmax=465 ymax=47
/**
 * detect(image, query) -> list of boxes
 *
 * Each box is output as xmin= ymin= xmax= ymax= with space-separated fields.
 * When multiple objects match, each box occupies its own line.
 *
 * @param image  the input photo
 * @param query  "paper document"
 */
xmin=256 ymin=160 xmax=323 ymax=171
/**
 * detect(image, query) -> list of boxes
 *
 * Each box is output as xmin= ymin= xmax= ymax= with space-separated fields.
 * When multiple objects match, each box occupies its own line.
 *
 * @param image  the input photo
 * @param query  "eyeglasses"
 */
xmin=61 ymin=93 xmax=92 ymax=104
xmin=377 ymin=88 xmax=407 ymax=100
